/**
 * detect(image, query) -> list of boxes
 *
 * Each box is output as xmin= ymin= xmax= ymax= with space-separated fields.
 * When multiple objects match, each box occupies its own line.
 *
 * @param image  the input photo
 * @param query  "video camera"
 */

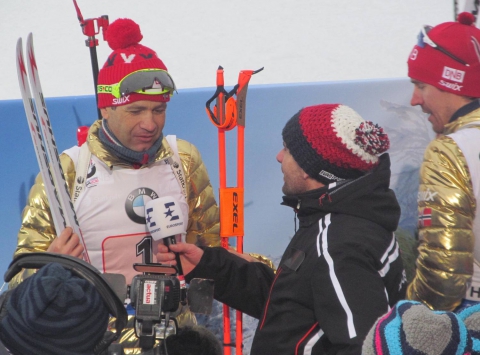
xmin=1 ymin=253 xmax=214 ymax=355
xmin=129 ymin=263 xmax=182 ymax=350
xmin=126 ymin=262 xmax=214 ymax=354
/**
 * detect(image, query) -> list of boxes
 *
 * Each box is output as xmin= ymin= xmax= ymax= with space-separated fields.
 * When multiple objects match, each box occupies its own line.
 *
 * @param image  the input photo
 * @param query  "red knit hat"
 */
xmin=407 ymin=12 xmax=480 ymax=98
xmin=282 ymin=104 xmax=390 ymax=184
xmin=97 ymin=18 xmax=172 ymax=108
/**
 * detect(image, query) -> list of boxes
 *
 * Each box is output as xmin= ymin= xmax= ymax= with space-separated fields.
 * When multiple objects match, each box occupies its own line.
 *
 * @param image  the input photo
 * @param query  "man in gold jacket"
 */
xmin=11 ymin=18 xmax=220 ymax=353
xmin=406 ymin=12 xmax=480 ymax=311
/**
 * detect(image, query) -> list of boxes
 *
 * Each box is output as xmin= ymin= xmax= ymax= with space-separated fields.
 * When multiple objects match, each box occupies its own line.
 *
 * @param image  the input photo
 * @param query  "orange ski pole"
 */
xmin=233 ymin=67 xmax=263 ymax=354
xmin=205 ymin=66 xmax=263 ymax=354
xmin=206 ymin=66 xmax=234 ymax=354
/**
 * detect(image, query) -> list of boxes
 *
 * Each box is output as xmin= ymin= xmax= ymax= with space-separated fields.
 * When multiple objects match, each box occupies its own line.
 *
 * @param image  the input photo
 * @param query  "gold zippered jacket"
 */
xmin=12 ymin=120 xmax=220 ymax=268
xmin=406 ymin=106 xmax=480 ymax=311
xmin=10 ymin=120 xmax=220 ymax=352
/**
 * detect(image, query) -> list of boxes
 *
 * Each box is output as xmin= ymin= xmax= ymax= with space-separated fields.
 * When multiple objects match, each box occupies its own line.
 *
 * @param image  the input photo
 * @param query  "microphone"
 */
xmin=145 ymin=196 xmax=187 ymax=302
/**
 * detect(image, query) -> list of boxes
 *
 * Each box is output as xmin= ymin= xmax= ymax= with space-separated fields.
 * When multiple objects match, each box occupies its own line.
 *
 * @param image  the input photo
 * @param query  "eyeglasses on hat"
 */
xmin=417 ymin=25 xmax=470 ymax=66
xmin=97 ymin=69 xmax=177 ymax=98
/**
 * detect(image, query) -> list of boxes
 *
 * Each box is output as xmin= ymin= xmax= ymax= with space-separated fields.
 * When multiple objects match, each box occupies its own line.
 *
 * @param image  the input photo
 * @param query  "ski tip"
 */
xmin=26 ymin=33 xmax=35 ymax=60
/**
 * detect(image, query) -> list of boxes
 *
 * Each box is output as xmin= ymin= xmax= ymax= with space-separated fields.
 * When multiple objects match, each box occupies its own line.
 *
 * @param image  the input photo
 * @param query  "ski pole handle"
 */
xmin=73 ymin=0 xmax=109 ymax=42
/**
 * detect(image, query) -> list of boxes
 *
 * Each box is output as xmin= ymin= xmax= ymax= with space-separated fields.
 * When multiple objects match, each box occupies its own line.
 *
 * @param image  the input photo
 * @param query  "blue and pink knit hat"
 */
xmin=362 ymin=300 xmax=480 ymax=355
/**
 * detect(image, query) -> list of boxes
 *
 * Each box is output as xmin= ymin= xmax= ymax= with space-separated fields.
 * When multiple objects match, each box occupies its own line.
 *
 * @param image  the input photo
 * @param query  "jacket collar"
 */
xmin=444 ymin=102 xmax=480 ymax=135
xmin=279 ymin=154 xmax=400 ymax=231
xmin=86 ymin=120 xmax=174 ymax=169
xmin=448 ymin=99 xmax=480 ymax=124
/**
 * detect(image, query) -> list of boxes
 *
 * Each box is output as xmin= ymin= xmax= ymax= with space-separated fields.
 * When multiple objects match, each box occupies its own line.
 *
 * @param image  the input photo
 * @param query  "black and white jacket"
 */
xmin=187 ymin=154 xmax=406 ymax=355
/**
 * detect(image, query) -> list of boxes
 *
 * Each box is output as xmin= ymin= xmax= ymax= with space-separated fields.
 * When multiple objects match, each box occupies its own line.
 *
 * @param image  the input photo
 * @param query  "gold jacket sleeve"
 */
xmin=10 ymin=153 xmax=76 ymax=288
xmin=176 ymin=139 xmax=220 ymax=248
xmin=406 ymin=135 xmax=475 ymax=311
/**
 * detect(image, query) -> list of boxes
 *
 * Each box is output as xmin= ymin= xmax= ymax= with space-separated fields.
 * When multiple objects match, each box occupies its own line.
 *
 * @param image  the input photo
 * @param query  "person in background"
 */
xmin=157 ymin=103 xmax=406 ymax=354
xmin=161 ymin=325 xmax=222 ymax=355
xmin=0 ymin=262 xmax=109 ymax=355
xmin=406 ymin=12 xmax=480 ymax=311
xmin=362 ymin=300 xmax=480 ymax=354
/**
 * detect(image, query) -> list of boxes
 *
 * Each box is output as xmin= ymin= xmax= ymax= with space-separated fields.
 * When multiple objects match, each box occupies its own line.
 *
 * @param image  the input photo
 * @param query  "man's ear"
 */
xmin=100 ymin=108 xmax=109 ymax=120
xmin=303 ymin=171 xmax=325 ymax=189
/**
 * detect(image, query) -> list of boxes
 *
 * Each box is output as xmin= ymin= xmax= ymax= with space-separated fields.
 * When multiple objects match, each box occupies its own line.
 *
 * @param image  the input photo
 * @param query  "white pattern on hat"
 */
xmin=331 ymin=105 xmax=379 ymax=165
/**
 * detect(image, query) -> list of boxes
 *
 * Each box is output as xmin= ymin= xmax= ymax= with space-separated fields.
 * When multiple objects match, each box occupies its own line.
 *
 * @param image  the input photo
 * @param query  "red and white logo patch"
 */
xmin=442 ymin=66 xmax=465 ymax=83
xmin=418 ymin=207 xmax=432 ymax=228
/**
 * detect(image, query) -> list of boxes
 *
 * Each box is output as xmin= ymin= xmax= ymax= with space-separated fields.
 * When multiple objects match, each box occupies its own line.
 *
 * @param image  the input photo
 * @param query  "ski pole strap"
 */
xmin=219 ymin=187 xmax=244 ymax=237
xmin=205 ymin=88 xmax=238 ymax=130
xmin=205 ymin=65 xmax=238 ymax=130
xmin=205 ymin=67 xmax=264 ymax=129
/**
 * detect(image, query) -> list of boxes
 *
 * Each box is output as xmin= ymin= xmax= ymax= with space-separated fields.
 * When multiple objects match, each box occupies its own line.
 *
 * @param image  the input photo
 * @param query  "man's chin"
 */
xmin=427 ymin=116 xmax=437 ymax=132
xmin=131 ymin=141 xmax=156 ymax=152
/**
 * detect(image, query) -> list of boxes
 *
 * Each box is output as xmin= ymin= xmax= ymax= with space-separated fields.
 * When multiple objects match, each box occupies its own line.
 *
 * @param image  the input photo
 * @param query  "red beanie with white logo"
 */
xmin=407 ymin=12 xmax=480 ymax=98
xmin=97 ymin=18 xmax=171 ymax=108
xmin=282 ymin=104 xmax=390 ymax=185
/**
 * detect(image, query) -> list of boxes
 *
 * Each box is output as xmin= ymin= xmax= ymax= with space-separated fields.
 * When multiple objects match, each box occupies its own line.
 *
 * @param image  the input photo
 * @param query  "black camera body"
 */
xmin=130 ymin=274 xmax=181 ymax=317
xmin=129 ymin=264 xmax=181 ymax=350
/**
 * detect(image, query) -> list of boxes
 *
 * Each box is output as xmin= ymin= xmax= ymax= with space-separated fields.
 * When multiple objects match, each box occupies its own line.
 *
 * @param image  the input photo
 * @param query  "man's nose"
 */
xmin=410 ymin=88 xmax=423 ymax=107
xmin=139 ymin=111 xmax=156 ymax=131
xmin=276 ymin=149 xmax=284 ymax=163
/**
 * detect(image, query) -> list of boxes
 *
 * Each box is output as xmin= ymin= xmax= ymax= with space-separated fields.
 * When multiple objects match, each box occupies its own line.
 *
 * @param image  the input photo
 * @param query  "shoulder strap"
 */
xmin=73 ymin=137 xmax=188 ymax=202
xmin=72 ymin=142 xmax=92 ymax=204
xmin=447 ymin=128 xmax=480 ymax=200
xmin=165 ymin=135 xmax=187 ymax=197
xmin=448 ymin=128 xmax=480 ymax=284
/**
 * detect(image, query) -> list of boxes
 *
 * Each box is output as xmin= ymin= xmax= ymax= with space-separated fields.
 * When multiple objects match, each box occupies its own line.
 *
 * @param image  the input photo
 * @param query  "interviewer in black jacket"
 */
xmin=157 ymin=103 xmax=407 ymax=355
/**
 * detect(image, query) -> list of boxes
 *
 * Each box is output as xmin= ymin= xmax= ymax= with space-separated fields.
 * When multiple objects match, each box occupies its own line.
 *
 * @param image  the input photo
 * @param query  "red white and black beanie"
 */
xmin=97 ymin=18 xmax=171 ymax=108
xmin=282 ymin=104 xmax=390 ymax=185
xmin=408 ymin=12 xmax=480 ymax=98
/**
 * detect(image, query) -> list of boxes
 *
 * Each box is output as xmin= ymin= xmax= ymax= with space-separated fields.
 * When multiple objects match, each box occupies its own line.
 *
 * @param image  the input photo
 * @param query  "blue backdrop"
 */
xmin=0 ymin=78 xmax=431 ymax=278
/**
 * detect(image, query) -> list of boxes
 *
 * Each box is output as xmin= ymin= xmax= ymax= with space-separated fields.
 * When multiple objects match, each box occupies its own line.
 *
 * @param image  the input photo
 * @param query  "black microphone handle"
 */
xmin=164 ymin=236 xmax=187 ymax=304
xmin=164 ymin=236 xmax=184 ymax=276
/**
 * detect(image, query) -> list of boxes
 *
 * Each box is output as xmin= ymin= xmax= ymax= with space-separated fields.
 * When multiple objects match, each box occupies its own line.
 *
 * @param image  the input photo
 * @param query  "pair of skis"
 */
xmin=16 ymin=34 xmax=90 ymax=262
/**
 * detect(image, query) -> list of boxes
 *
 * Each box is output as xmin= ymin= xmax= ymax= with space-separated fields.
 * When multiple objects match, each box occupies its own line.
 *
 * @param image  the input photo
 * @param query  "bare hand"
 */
xmin=47 ymin=227 xmax=84 ymax=258
xmin=156 ymin=242 xmax=204 ymax=275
